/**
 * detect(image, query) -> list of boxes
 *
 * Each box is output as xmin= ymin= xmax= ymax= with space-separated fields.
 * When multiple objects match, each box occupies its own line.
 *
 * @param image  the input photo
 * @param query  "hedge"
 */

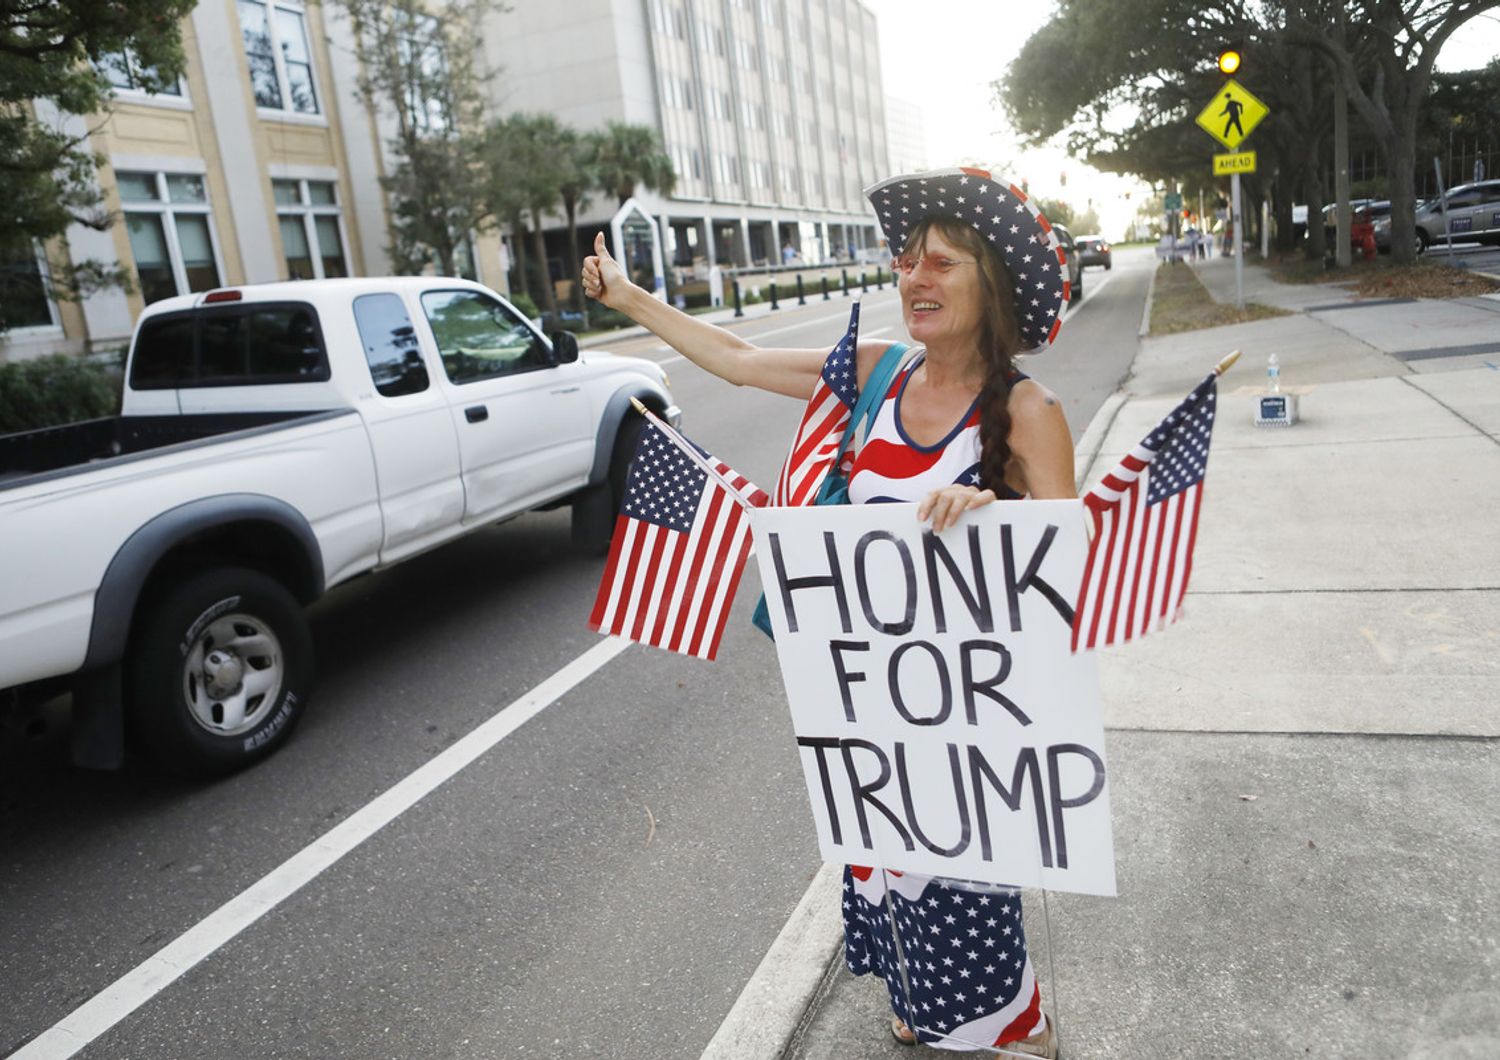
xmin=0 ymin=354 xmax=122 ymax=435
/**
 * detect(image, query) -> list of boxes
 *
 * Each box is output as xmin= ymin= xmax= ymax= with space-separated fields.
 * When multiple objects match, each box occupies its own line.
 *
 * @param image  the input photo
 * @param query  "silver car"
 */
xmin=1407 ymin=180 xmax=1500 ymax=253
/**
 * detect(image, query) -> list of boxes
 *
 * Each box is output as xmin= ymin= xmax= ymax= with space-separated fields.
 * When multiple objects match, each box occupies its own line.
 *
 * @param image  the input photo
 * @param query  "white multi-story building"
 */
xmin=483 ymin=0 xmax=891 ymax=274
xmin=2 ymin=0 xmax=895 ymax=363
xmin=884 ymin=95 xmax=929 ymax=177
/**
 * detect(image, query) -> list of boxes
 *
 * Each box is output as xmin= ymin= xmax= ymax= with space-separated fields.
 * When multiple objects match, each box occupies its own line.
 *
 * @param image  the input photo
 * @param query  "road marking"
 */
xmin=11 ymin=637 xmax=634 ymax=1060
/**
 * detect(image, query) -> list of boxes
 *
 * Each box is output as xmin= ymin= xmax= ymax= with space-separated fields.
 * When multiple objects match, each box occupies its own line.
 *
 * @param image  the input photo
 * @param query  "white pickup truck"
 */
xmin=0 ymin=277 xmax=677 ymax=775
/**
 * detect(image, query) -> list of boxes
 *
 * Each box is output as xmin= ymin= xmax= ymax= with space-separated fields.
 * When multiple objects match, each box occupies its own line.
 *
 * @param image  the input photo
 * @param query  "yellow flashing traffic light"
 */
xmin=1218 ymin=49 xmax=1242 ymax=75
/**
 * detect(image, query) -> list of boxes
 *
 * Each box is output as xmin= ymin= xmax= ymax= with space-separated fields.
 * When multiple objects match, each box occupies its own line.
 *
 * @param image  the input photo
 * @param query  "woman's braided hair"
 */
xmin=901 ymin=217 xmax=1025 ymax=495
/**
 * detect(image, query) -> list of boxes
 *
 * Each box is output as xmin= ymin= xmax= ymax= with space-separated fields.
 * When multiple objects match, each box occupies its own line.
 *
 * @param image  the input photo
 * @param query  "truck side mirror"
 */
xmin=550 ymin=330 xmax=579 ymax=364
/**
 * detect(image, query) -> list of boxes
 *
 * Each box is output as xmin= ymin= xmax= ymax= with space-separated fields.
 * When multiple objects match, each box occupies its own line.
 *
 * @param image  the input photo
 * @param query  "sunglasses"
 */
xmin=890 ymin=254 xmax=976 ymax=276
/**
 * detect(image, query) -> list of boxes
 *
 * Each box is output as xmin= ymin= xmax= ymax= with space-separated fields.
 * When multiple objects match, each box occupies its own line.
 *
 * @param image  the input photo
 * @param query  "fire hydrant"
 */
xmin=1351 ymin=210 xmax=1377 ymax=261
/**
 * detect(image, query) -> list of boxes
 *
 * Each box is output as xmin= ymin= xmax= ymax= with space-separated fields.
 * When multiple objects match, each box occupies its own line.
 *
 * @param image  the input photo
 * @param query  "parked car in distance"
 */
xmin=1051 ymin=223 xmax=1083 ymax=300
xmin=1073 ymin=235 xmax=1112 ymax=270
xmin=1408 ymin=180 xmax=1500 ymax=252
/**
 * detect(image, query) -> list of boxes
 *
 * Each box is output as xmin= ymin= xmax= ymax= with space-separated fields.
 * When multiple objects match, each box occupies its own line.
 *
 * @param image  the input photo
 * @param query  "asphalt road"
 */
xmin=0 ymin=248 xmax=1153 ymax=1059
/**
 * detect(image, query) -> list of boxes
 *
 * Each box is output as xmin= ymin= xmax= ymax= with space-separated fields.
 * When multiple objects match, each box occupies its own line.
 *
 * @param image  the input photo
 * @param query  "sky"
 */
xmin=863 ymin=0 xmax=1500 ymax=240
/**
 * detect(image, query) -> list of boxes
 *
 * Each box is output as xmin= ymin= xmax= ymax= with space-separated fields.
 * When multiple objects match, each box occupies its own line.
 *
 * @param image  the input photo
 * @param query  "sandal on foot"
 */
xmin=890 ymin=1016 xmax=917 ymax=1046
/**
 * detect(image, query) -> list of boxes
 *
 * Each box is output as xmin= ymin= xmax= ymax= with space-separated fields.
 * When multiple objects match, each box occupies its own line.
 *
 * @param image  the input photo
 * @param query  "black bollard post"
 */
xmin=733 ymin=279 xmax=743 ymax=318
xmin=821 ymin=275 xmax=830 ymax=301
xmin=769 ymin=281 xmax=780 ymax=310
xmin=841 ymin=269 xmax=850 ymax=297
xmin=860 ymin=270 xmax=868 ymax=293
xmin=876 ymin=267 xmax=885 ymax=290
xmin=796 ymin=274 xmax=806 ymax=306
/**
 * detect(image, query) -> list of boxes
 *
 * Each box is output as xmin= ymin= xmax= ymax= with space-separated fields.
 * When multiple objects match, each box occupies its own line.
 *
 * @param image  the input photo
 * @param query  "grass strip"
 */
xmin=1148 ymin=262 xmax=1289 ymax=335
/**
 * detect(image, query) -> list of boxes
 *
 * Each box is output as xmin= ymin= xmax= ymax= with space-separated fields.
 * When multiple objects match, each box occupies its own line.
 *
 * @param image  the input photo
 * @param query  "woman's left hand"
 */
xmin=917 ymin=484 xmax=997 ymax=533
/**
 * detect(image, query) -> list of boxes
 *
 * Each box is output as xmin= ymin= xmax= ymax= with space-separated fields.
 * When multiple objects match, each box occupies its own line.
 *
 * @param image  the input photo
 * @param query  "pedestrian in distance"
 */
xmin=581 ymin=167 xmax=1075 ymax=1056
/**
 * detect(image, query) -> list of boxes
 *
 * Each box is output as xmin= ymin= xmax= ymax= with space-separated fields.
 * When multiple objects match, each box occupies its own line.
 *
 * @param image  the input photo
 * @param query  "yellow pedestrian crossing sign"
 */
xmin=1196 ymin=79 xmax=1268 ymax=150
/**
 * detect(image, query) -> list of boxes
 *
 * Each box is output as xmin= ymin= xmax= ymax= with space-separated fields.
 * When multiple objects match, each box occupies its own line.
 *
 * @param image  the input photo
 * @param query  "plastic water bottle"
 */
xmin=1267 ymin=353 xmax=1281 ymax=393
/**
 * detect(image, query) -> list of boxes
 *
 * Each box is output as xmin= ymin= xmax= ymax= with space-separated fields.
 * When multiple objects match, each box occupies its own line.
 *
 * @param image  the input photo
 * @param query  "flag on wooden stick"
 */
xmin=1071 ymin=369 xmax=1219 ymax=651
xmin=775 ymin=301 xmax=862 ymax=506
xmin=589 ymin=413 xmax=767 ymax=660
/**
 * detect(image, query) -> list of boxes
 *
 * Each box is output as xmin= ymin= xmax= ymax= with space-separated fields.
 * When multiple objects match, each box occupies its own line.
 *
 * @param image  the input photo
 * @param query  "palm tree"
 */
xmin=592 ymin=121 xmax=676 ymax=206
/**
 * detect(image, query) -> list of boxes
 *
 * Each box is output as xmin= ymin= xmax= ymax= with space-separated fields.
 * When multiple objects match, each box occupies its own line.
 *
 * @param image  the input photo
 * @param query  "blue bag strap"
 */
xmin=833 ymin=341 xmax=909 ymax=464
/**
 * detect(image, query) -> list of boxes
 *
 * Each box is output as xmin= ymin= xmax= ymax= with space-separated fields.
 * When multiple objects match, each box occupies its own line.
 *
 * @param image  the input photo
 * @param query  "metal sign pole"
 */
xmin=1231 ymin=171 xmax=1244 ymax=308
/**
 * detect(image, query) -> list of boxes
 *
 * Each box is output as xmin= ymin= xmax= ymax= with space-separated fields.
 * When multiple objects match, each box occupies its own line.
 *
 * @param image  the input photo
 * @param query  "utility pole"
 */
xmin=1333 ymin=67 xmax=1352 ymax=268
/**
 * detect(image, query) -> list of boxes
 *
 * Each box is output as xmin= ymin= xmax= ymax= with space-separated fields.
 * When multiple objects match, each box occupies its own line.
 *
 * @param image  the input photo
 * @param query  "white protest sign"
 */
xmin=750 ymin=501 xmax=1116 ymax=897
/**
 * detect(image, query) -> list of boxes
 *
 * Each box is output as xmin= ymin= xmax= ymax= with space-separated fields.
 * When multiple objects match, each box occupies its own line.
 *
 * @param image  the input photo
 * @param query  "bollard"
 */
xmin=821 ymin=275 xmax=830 ymax=301
xmin=733 ymin=279 xmax=743 ymax=318
xmin=876 ymin=267 xmax=884 ymax=290
xmin=841 ymin=269 xmax=850 ymax=297
xmin=796 ymin=274 xmax=806 ymax=306
xmin=860 ymin=270 xmax=868 ymax=293
xmin=769 ymin=281 xmax=779 ymax=310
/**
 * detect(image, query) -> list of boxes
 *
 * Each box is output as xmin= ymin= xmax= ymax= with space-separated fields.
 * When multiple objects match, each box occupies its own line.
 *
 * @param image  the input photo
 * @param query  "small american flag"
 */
xmin=775 ymin=302 xmax=861 ymax=506
xmin=1071 ymin=372 xmax=1217 ymax=651
xmin=589 ymin=419 xmax=767 ymax=660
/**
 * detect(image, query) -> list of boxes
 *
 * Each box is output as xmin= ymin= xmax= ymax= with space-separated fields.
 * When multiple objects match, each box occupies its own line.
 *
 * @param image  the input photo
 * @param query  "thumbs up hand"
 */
xmin=582 ymin=231 xmax=631 ymax=310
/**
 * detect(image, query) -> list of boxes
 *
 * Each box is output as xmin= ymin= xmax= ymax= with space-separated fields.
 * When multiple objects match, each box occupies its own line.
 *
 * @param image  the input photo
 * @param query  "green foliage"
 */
xmin=333 ymin=0 xmax=499 ymax=277
xmin=506 ymin=291 xmax=540 ymax=318
xmin=1 ymin=0 xmax=195 ymax=330
xmin=998 ymin=1 xmax=1500 ymax=266
xmin=591 ymin=121 xmax=677 ymax=205
xmin=1033 ymin=197 xmax=1074 ymax=229
xmin=0 ymin=354 xmax=120 ymax=434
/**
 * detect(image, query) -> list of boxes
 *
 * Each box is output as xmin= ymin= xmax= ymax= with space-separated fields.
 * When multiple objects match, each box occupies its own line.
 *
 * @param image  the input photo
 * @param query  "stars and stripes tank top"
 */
xmin=846 ymin=351 xmax=1026 ymax=505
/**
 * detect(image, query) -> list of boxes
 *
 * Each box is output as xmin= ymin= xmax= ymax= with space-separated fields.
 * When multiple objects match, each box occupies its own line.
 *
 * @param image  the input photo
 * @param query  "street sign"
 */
xmin=1213 ymin=151 xmax=1257 ymax=175
xmin=1164 ymin=192 xmax=1183 ymax=212
xmin=1195 ymin=79 xmax=1268 ymax=150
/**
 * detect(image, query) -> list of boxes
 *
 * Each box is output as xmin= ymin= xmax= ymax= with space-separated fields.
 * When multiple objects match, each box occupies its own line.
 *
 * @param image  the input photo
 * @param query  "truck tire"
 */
xmin=572 ymin=413 xmax=644 ymax=554
xmin=127 ymin=567 xmax=313 ymax=776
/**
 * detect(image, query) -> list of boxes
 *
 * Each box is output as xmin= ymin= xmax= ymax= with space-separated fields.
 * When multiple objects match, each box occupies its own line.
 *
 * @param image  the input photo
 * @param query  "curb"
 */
xmin=1138 ymin=263 xmax=1158 ymax=337
xmin=1074 ymin=390 xmax=1130 ymax=491
xmin=699 ymin=863 xmax=844 ymax=1060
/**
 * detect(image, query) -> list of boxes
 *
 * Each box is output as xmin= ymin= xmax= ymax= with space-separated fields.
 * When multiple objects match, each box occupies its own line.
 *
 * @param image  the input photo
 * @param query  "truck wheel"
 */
xmin=572 ymin=413 xmax=644 ymax=554
xmin=127 ymin=568 xmax=312 ymax=777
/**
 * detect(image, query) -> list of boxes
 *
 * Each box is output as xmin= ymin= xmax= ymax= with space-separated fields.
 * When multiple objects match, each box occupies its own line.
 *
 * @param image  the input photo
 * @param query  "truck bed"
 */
xmin=0 ymin=411 xmax=349 ymax=491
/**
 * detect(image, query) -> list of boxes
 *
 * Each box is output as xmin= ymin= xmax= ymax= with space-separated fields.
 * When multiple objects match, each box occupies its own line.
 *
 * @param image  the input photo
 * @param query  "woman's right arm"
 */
xmin=581 ymin=232 xmax=827 ymax=399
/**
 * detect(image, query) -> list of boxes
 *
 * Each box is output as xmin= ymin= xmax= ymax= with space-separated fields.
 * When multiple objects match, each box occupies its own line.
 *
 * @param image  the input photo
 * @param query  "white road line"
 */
xmin=11 ymin=637 xmax=634 ymax=1060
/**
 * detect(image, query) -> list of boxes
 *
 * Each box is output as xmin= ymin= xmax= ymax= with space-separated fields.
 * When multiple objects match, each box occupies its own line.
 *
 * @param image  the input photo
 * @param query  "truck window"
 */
xmin=420 ymin=289 xmax=550 ymax=385
xmin=130 ymin=302 xmax=330 ymax=389
xmin=354 ymin=293 xmax=429 ymax=397
xmin=130 ymin=313 xmax=195 ymax=387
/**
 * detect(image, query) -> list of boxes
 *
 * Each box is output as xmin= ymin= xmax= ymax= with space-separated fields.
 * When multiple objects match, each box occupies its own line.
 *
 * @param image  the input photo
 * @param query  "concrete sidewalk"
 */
xmin=716 ymin=254 xmax=1500 ymax=1059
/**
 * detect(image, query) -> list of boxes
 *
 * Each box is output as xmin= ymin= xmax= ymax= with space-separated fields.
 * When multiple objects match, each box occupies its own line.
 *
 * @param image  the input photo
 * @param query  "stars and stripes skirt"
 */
xmin=843 ymin=866 xmax=1046 ymax=1051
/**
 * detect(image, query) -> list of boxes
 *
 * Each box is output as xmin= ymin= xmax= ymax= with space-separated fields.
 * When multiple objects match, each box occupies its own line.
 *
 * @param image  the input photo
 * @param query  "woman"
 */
xmin=581 ymin=169 xmax=1073 ymax=1055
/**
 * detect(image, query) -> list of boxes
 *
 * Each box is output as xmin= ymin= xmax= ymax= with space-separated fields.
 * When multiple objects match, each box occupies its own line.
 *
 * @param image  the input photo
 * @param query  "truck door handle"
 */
xmin=464 ymin=404 xmax=488 ymax=423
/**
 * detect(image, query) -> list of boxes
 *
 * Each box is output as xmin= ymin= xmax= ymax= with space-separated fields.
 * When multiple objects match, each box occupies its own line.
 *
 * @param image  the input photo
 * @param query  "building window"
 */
xmin=1 ymin=247 xmax=58 ymax=332
xmin=237 ymin=0 xmax=320 ymax=115
xmin=98 ymin=50 xmax=184 ymax=97
xmin=273 ymin=178 xmax=349 ymax=280
xmin=117 ymin=170 xmax=223 ymax=305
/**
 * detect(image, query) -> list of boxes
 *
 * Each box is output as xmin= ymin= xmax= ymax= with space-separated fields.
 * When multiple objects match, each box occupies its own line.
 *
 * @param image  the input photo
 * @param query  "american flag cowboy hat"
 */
xmin=865 ymin=167 xmax=1071 ymax=351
